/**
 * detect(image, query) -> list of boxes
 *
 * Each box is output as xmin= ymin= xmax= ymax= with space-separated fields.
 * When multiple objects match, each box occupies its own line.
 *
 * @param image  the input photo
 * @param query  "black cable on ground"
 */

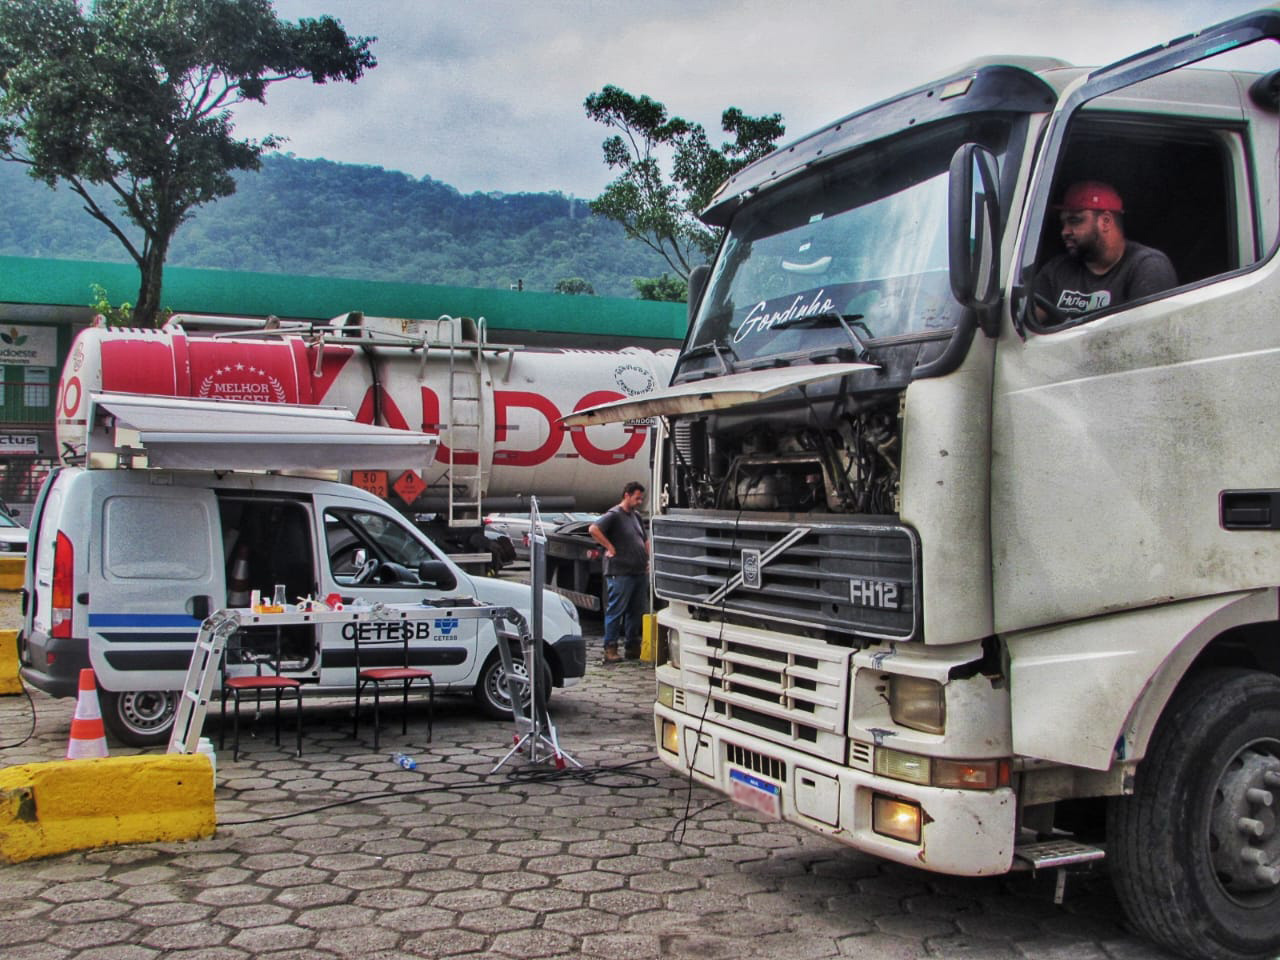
xmin=0 ymin=683 xmax=38 ymax=749
xmin=217 ymin=756 xmax=664 ymax=826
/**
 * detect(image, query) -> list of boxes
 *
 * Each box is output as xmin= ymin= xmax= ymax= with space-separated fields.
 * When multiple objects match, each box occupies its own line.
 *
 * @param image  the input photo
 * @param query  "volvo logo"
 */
xmin=741 ymin=549 xmax=762 ymax=589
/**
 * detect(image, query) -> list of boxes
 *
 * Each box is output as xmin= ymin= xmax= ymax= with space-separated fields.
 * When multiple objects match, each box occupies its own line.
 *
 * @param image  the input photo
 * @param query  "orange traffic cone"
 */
xmin=66 ymin=668 xmax=109 ymax=759
xmin=227 ymin=544 xmax=251 ymax=607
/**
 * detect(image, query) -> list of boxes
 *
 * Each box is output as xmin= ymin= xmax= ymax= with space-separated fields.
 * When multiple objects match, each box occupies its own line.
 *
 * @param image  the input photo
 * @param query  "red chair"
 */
xmin=353 ymin=631 xmax=434 ymax=750
xmin=221 ymin=626 xmax=302 ymax=762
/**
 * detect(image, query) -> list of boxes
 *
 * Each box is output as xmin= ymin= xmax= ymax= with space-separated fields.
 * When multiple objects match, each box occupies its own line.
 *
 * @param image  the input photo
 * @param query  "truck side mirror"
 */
xmin=417 ymin=560 xmax=457 ymax=590
xmin=948 ymin=143 xmax=1001 ymax=321
xmin=687 ymin=264 xmax=711 ymax=327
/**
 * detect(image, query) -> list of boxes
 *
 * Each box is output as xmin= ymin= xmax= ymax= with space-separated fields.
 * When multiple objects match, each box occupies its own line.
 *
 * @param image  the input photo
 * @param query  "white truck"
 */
xmin=568 ymin=10 xmax=1280 ymax=960
xmin=19 ymin=392 xmax=585 ymax=746
xmin=58 ymin=312 xmax=676 ymax=602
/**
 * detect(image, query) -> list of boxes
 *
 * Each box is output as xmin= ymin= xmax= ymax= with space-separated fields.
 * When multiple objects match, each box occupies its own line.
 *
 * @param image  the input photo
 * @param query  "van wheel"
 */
xmin=101 ymin=690 xmax=178 ymax=747
xmin=473 ymin=651 xmax=553 ymax=720
xmin=1107 ymin=668 xmax=1280 ymax=960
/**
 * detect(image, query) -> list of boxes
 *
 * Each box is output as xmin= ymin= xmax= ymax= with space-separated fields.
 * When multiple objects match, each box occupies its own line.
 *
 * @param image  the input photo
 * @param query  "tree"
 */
xmin=0 ymin=0 xmax=375 ymax=326
xmin=585 ymin=85 xmax=783 ymax=281
xmin=553 ymin=276 xmax=595 ymax=295
xmin=633 ymin=273 xmax=686 ymax=303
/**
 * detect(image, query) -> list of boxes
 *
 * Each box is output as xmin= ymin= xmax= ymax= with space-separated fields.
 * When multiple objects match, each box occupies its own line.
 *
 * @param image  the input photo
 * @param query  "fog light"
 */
xmin=874 ymin=747 xmax=931 ymax=786
xmin=889 ymin=674 xmax=945 ymax=734
xmin=661 ymin=719 xmax=679 ymax=755
xmin=873 ymin=794 xmax=922 ymax=844
xmin=657 ymin=682 xmax=675 ymax=708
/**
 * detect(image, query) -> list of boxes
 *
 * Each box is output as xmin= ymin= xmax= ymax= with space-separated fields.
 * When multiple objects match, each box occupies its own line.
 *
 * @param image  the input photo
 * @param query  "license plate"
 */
xmin=729 ymin=768 xmax=781 ymax=819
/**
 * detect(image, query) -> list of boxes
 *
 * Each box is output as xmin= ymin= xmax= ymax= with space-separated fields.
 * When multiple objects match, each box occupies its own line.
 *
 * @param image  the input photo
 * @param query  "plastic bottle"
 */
xmin=390 ymin=752 xmax=417 ymax=770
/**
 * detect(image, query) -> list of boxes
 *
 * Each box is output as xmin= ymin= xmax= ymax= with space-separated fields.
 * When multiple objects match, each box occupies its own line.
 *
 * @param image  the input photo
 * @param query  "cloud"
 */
xmin=233 ymin=0 xmax=1265 ymax=195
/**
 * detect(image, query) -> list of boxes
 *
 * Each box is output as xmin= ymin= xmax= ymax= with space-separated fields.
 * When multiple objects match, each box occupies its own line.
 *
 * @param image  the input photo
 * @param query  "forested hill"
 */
xmin=0 ymin=154 xmax=674 ymax=299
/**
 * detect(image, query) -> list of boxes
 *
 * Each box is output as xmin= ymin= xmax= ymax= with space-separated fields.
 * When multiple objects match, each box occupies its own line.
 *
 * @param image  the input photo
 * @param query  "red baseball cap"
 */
xmin=1055 ymin=181 xmax=1124 ymax=213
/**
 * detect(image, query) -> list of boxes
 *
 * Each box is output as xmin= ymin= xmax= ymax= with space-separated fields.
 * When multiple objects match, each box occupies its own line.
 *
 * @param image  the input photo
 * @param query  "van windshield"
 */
xmin=680 ymin=118 xmax=1014 ymax=379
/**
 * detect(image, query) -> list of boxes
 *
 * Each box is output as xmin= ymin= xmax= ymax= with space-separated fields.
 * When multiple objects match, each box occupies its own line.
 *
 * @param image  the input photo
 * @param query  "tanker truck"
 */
xmin=567 ymin=9 xmax=1280 ymax=960
xmin=58 ymin=312 xmax=677 ymax=604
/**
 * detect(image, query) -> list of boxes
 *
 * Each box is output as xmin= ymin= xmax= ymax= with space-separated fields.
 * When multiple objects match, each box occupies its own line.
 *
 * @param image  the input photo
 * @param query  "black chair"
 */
xmin=353 ymin=629 xmax=434 ymax=750
xmin=221 ymin=624 xmax=302 ymax=762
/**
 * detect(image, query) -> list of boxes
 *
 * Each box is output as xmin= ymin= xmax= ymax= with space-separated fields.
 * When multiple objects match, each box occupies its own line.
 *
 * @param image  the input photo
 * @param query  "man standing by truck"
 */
xmin=589 ymin=481 xmax=649 ymax=663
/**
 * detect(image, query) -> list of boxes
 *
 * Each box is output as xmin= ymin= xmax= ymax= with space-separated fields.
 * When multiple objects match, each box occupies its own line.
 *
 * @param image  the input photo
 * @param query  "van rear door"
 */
xmin=87 ymin=476 xmax=223 ymax=692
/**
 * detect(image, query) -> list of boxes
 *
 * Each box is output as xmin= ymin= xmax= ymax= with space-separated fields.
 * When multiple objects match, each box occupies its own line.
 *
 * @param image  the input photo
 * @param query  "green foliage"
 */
xmin=0 ymin=0 xmax=375 ymax=326
xmin=88 ymin=281 xmax=171 ymax=327
xmin=585 ymin=85 xmax=784 ymax=280
xmin=553 ymin=277 xmax=595 ymax=295
xmin=632 ymin=273 xmax=687 ymax=303
xmin=0 ymin=155 xmax=675 ymax=298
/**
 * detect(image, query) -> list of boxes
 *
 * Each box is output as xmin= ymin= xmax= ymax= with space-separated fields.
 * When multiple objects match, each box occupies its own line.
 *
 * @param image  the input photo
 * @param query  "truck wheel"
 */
xmin=1107 ymin=668 xmax=1280 ymax=960
xmin=473 ymin=651 xmax=554 ymax=720
xmin=101 ymin=690 xmax=178 ymax=747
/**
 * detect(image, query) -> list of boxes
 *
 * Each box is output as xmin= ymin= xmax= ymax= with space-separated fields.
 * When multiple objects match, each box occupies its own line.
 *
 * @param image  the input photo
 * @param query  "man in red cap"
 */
xmin=1034 ymin=181 xmax=1176 ymax=323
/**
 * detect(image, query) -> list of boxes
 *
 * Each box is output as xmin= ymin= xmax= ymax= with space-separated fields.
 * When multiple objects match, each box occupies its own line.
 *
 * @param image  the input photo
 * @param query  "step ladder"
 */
xmin=446 ymin=316 xmax=487 ymax=528
xmin=168 ymin=610 xmax=243 ymax=755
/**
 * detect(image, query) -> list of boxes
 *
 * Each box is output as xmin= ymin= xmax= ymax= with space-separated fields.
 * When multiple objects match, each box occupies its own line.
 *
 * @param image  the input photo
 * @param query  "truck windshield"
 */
xmin=681 ymin=119 xmax=1013 ymax=379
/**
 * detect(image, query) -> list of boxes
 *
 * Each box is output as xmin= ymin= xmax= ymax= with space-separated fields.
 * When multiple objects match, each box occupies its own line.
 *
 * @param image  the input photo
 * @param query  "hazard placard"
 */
xmin=351 ymin=470 xmax=389 ymax=499
xmin=392 ymin=470 xmax=426 ymax=504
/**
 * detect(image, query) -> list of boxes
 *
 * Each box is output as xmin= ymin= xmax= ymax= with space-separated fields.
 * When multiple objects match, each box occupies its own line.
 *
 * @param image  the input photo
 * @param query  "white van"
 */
xmin=19 ymin=467 xmax=585 ymax=747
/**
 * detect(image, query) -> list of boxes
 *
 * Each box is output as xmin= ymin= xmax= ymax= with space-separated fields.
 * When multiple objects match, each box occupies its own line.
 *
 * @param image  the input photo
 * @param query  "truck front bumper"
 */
xmin=655 ymin=703 xmax=1016 ymax=876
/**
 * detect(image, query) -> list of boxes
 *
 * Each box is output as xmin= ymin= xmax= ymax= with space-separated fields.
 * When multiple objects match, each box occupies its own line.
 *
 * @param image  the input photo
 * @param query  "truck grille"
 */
xmin=653 ymin=512 xmax=919 ymax=642
xmin=679 ymin=624 xmax=851 ymax=761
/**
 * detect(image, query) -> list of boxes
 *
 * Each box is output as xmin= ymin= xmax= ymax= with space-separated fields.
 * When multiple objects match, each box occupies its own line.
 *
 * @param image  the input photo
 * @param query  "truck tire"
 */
xmin=1107 ymin=667 xmax=1280 ymax=960
xmin=473 ymin=651 xmax=554 ymax=721
xmin=101 ymin=690 xmax=179 ymax=747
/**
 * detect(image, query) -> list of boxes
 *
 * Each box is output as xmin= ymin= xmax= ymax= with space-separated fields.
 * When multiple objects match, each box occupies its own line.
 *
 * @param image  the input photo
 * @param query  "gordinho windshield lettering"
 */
xmin=680 ymin=119 xmax=1014 ymax=380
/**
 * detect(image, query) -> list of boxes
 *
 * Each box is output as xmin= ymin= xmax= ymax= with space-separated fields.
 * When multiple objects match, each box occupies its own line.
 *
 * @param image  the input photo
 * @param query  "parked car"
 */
xmin=484 ymin=512 xmax=598 ymax=556
xmin=0 ymin=505 xmax=28 ymax=555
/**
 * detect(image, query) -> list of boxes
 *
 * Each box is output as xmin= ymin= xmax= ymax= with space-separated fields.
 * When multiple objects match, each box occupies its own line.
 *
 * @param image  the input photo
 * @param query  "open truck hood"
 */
xmin=86 ymin=392 xmax=437 ymax=472
xmin=560 ymin=362 xmax=875 ymax=426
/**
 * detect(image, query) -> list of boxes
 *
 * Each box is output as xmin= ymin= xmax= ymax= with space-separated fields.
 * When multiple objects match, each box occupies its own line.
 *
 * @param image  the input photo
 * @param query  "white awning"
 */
xmin=86 ymin=393 xmax=437 ymax=472
xmin=560 ymin=362 xmax=875 ymax=426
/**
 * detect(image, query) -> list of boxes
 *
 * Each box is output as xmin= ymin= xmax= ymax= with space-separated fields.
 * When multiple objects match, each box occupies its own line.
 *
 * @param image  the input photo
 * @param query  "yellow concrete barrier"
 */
xmin=0 ymin=629 xmax=20 ymax=695
xmin=0 ymin=754 xmax=215 ymax=863
xmin=640 ymin=612 xmax=658 ymax=664
xmin=0 ymin=555 xmax=21 ymax=591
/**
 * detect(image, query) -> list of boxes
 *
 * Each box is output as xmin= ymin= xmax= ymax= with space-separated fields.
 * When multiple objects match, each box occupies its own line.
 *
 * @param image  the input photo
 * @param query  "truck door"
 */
xmin=87 ymin=477 xmax=223 ymax=693
xmin=993 ymin=11 xmax=1280 ymax=638
xmin=314 ymin=501 xmax=479 ymax=689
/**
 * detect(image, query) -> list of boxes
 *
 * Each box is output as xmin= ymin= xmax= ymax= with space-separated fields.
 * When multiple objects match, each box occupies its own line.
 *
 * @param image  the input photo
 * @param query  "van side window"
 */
xmin=104 ymin=495 xmax=211 ymax=580
xmin=325 ymin=509 xmax=444 ymax=588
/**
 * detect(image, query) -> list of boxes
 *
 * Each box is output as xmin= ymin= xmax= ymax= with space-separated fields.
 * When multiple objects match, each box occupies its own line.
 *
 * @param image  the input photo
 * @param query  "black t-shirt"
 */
xmin=1036 ymin=242 xmax=1177 ymax=320
xmin=595 ymin=505 xmax=648 ymax=576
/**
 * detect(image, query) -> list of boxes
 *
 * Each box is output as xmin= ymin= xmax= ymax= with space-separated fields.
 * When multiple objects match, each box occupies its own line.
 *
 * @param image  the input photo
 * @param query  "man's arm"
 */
xmin=588 ymin=521 xmax=616 ymax=558
xmin=1127 ymin=247 xmax=1178 ymax=300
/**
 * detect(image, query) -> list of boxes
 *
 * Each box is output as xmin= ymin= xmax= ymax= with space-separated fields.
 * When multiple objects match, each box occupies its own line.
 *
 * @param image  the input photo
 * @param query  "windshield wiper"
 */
xmin=680 ymin=338 xmax=738 ymax=376
xmin=773 ymin=311 xmax=879 ymax=367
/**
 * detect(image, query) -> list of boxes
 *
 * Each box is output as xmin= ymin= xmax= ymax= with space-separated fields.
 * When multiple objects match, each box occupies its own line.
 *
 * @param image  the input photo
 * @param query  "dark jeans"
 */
xmin=603 ymin=573 xmax=646 ymax=651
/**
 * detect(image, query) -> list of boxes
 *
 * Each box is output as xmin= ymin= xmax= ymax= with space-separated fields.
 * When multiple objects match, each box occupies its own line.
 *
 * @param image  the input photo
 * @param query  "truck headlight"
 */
xmin=889 ymin=675 xmax=945 ymax=734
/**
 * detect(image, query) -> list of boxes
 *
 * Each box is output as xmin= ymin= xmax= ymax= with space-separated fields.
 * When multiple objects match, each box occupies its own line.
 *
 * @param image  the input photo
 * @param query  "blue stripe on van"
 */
xmin=88 ymin=613 xmax=200 ymax=627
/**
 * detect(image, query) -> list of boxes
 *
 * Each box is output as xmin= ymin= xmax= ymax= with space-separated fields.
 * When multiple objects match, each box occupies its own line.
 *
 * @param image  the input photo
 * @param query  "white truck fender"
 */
xmin=1007 ymin=588 xmax=1275 ymax=770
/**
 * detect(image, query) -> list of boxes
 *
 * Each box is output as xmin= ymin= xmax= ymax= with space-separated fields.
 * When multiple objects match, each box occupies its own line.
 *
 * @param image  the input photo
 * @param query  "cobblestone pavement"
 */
xmin=0 ymin=635 xmax=1180 ymax=960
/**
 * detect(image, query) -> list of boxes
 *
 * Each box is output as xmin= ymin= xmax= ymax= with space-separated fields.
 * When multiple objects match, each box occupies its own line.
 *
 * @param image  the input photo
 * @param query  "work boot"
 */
xmin=602 ymin=647 xmax=622 ymax=664
xmin=624 ymin=644 xmax=642 ymax=661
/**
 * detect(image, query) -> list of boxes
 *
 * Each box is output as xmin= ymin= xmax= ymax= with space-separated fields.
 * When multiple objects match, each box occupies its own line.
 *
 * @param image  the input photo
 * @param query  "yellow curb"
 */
xmin=0 ymin=754 xmax=215 ymax=863
xmin=0 ymin=629 xmax=20 ymax=696
xmin=0 ymin=555 xmax=21 ymax=591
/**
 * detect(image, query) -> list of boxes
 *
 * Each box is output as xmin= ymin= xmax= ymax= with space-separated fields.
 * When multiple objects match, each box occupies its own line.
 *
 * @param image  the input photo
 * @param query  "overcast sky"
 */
xmin=231 ymin=1 xmax=1269 ymax=197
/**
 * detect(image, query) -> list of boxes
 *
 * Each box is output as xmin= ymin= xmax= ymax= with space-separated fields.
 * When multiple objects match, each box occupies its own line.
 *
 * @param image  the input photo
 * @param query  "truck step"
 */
xmin=1013 ymin=839 xmax=1106 ymax=871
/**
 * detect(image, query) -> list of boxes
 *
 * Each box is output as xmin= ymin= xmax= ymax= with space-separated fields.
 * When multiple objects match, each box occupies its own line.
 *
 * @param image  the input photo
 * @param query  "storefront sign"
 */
xmin=0 ymin=325 xmax=57 ymax=368
xmin=0 ymin=434 xmax=40 ymax=454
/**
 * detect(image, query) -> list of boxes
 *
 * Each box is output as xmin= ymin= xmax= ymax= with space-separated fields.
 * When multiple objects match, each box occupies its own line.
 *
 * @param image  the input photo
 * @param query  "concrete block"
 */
xmin=0 ymin=628 xmax=20 ymax=695
xmin=0 ymin=555 xmax=22 ymax=591
xmin=0 ymin=754 xmax=215 ymax=863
